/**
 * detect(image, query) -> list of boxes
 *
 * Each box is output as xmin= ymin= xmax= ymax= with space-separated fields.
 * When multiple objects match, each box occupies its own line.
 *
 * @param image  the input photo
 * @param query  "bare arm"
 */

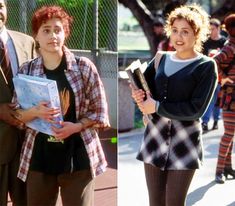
xmin=15 ymin=101 xmax=60 ymax=124
xmin=51 ymin=117 xmax=95 ymax=140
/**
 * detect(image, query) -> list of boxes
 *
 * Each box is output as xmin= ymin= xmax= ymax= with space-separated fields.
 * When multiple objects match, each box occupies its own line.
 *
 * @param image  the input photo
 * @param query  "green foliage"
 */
xmin=134 ymin=119 xmax=144 ymax=129
xmin=31 ymin=0 xmax=93 ymax=49
xmin=134 ymin=106 xmax=144 ymax=128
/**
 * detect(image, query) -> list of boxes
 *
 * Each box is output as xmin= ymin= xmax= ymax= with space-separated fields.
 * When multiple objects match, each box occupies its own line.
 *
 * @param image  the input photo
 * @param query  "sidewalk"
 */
xmin=58 ymin=128 xmax=117 ymax=206
xmin=118 ymin=120 xmax=235 ymax=206
xmin=94 ymin=128 xmax=117 ymax=206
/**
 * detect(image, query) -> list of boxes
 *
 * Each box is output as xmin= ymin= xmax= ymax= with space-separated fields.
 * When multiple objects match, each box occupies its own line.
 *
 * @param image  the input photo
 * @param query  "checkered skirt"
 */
xmin=137 ymin=114 xmax=203 ymax=170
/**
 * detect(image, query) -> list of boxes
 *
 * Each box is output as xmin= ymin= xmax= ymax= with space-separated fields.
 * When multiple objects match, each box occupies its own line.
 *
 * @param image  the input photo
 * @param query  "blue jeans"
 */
xmin=202 ymin=85 xmax=221 ymax=124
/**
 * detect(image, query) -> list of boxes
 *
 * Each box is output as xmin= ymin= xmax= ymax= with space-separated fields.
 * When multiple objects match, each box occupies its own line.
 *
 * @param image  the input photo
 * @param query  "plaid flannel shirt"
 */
xmin=16 ymin=46 xmax=110 ymax=182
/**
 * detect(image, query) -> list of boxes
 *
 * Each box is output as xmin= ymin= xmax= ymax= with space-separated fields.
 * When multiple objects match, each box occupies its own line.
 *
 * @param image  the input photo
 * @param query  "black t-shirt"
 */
xmin=30 ymin=54 xmax=90 ymax=174
xmin=203 ymin=37 xmax=227 ymax=56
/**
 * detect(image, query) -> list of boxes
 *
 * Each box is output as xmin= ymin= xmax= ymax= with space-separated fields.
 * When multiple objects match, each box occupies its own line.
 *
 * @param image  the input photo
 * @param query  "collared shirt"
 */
xmin=0 ymin=26 xmax=18 ymax=76
xmin=16 ymin=46 xmax=110 ymax=182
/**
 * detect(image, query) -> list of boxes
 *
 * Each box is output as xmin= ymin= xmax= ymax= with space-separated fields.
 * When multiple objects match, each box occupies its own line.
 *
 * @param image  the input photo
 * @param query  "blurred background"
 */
xmin=118 ymin=0 xmax=235 ymax=132
xmin=118 ymin=1 xmax=235 ymax=206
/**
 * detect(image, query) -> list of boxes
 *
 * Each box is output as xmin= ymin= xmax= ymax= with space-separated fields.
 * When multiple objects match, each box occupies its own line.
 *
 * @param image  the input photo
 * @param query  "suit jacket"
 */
xmin=0 ymin=29 xmax=36 ymax=164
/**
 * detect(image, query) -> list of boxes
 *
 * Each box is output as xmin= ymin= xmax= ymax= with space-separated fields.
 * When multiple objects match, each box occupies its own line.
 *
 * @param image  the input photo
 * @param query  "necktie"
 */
xmin=0 ymin=38 xmax=13 ymax=93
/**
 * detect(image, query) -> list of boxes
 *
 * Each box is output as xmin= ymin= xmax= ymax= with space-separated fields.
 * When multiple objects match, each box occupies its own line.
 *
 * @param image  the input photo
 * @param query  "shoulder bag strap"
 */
xmin=154 ymin=51 xmax=178 ymax=72
xmin=154 ymin=51 xmax=166 ymax=72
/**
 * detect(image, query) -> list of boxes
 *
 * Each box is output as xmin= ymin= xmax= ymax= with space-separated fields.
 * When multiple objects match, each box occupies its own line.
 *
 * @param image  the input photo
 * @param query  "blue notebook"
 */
xmin=13 ymin=74 xmax=63 ymax=135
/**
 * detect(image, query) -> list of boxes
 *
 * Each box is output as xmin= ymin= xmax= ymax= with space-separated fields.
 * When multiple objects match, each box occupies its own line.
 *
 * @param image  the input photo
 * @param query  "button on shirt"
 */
xmin=137 ymin=53 xmax=217 ymax=170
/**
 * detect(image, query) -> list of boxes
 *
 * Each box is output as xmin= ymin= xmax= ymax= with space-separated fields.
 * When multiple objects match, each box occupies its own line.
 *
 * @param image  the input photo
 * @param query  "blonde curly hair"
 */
xmin=164 ymin=4 xmax=210 ymax=52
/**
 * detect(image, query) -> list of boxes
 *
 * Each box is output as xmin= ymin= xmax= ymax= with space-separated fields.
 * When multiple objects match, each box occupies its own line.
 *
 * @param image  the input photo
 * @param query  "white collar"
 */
xmin=0 ymin=26 xmax=9 ymax=44
xmin=170 ymin=51 xmax=202 ymax=62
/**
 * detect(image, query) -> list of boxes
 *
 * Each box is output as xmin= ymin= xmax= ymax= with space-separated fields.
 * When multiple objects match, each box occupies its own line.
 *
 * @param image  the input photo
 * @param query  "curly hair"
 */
xmin=164 ymin=4 xmax=210 ymax=52
xmin=31 ymin=5 xmax=73 ymax=38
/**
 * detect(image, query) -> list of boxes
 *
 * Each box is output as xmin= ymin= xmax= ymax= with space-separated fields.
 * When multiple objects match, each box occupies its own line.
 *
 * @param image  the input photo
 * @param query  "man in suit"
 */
xmin=0 ymin=0 xmax=36 ymax=205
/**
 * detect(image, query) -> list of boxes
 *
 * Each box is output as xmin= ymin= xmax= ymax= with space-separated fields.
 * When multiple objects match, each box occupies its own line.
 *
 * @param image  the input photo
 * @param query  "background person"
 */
xmin=201 ymin=18 xmax=227 ymax=133
xmin=158 ymin=37 xmax=175 ymax=52
xmin=0 ymin=0 xmax=36 ymax=205
xmin=152 ymin=18 xmax=166 ymax=53
xmin=214 ymin=14 xmax=235 ymax=184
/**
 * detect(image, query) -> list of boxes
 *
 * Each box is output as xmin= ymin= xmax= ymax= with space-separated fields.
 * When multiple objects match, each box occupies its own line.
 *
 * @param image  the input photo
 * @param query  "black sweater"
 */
xmin=145 ymin=54 xmax=218 ymax=121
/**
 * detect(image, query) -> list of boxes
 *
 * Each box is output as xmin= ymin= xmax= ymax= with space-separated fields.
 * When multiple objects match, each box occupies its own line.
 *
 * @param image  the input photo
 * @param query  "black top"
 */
xmin=145 ymin=53 xmax=218 ymax=121
xmin=30 ymin=54 xmax=90 ymax=174
xmin=202 ymin=37 xmax=227 ymax=55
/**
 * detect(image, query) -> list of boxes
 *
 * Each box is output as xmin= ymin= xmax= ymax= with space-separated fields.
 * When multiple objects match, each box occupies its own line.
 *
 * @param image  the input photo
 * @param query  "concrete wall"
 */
xmin=102 ymin=78 xmax=117 ymax=129
xmin=118 ymin=78 xmax=135 ymax=131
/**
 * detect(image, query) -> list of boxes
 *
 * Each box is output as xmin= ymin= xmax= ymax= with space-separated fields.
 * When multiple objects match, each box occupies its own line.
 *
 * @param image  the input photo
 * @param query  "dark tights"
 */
xmin=144 ymin=163 xmax=195 ymax=206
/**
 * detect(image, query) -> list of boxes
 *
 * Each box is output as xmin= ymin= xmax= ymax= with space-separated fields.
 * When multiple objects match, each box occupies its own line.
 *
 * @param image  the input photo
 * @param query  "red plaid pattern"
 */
xmin=17 ymin=46 xmax=110 ymax=182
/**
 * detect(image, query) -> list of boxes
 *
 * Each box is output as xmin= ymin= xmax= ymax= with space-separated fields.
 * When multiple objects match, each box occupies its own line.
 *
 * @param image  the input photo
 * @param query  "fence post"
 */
xmin=19 ymin=0 xmax=27 ymax=33
xmin=93 ymin=0 xmax=100 ymax=72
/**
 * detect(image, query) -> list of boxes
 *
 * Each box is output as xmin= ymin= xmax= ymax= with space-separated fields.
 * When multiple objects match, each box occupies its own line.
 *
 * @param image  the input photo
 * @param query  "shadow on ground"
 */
xmin=186 ymin=181 xmax=216 ymax=206
xmin=118 ymin=133 xmax=143 ymax=157
xmin=227 ymin=201 xmax=235 ymax=206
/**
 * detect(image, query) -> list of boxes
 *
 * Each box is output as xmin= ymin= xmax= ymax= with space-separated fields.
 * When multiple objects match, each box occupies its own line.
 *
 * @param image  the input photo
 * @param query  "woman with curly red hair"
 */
xmin=13 ymin=5 xmax=109 ymax=205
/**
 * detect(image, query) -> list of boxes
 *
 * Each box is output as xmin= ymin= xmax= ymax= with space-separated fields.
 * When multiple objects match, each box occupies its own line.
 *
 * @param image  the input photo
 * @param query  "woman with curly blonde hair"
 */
xmin=131 ymin=4 xmax=217 ymax=206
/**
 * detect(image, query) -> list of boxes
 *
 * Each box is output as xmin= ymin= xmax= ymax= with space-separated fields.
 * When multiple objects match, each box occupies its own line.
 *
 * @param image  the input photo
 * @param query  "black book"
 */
xmin=118 ymin=60 xmax=153 ymax=125
xmin=124 ymin=60 xmax=150 ymax=93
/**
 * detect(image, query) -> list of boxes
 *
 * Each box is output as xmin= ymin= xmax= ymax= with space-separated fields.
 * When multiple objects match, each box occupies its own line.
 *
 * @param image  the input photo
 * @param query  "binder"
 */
xmin=13 ymin=74 xmax=63 ymax=135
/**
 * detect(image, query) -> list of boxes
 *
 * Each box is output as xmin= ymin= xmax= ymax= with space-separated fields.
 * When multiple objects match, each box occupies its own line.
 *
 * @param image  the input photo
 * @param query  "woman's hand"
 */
xmin=130 ymin=84 xmax=145 ymax=104
xmin=32 ymin=101 xmax=60 ymax=122
xmin=15 ymin=101 xmax=60 ymax=123
xmin=130 ymin=85 xmax=157 ymax=114
xmin=138 ymin=93 xmax=157 ymax=115
xmin=51 ymin=121 xmax=82 ymax=140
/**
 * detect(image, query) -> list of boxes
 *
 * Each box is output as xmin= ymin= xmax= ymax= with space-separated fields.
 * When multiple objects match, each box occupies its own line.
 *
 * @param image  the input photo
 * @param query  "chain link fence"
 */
xmin=6 ymin=0 xmax=117 ymax=127
xmin=6 ymin=0 xmax=117 ymax=79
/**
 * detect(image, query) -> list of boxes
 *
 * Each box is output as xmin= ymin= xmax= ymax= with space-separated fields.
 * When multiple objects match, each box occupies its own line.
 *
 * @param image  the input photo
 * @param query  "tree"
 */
xmin=119 ymin=0 xmax=235 ymax=56
xmin=118 ymin=0 xmax=186 ymax=56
